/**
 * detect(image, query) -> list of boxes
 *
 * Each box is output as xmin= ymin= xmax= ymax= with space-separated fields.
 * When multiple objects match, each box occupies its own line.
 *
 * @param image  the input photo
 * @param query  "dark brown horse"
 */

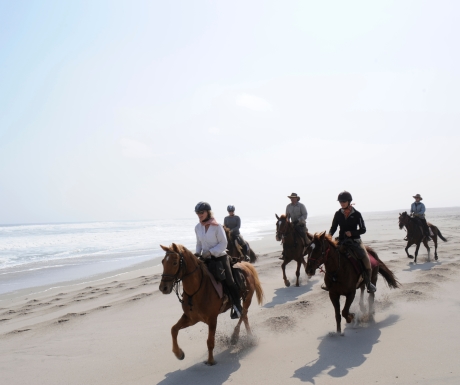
xmin=306 ymin=232 xmax=400 ymax=334
xmin=398 ymin=211 xmax=447 ymax=263
xmin=223 ymin=226 xmax=258 ymax=264
xmin=275 ymin=214 xmax=313 ymax=287
xmin=159 ymin=243 xmax=263 ymax=365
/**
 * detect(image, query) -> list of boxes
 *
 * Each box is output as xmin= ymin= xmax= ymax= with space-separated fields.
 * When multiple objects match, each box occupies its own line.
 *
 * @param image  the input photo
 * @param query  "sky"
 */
xmin=1 ymin=0 xmax=459 ymax=224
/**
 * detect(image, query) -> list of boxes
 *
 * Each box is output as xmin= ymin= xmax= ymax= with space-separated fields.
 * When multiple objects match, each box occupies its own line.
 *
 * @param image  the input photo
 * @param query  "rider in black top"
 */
xmin=328 ymin=191 xmax=376 ymax=293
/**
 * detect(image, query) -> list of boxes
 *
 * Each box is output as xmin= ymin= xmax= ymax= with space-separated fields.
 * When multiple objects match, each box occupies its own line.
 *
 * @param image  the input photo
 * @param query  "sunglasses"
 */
xmin=196 ymin=211 xmax=205 ymax=215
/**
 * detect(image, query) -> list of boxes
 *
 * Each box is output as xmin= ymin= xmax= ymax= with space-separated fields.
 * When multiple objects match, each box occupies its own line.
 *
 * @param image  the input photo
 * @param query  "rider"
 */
xmin=194 ymin=201 xmax=243 ymax=319
xmin=410 ymin=194 xmax=432 ymax=241
xmin=280 ymin=193 xmax=309 ymax=260
xmin=224 ymin=205 xmax=249 ymax=259
xmin=328 ymin=191 xmax=377 ymax=293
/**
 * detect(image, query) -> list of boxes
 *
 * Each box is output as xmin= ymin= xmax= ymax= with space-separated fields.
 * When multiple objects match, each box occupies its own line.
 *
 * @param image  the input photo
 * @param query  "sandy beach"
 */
xmin=1 ymin=208 xmax=459 ymax=385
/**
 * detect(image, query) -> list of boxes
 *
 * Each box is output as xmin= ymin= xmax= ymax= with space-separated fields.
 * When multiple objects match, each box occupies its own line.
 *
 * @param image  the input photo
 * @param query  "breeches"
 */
xmin=215 ymin=255 xmax=235 ymax=286
xmin=348 ymin=240 xmax=371 ymax=270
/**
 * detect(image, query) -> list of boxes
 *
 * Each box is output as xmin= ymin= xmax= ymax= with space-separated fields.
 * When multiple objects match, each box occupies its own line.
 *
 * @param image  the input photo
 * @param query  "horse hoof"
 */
xmin=435 ymin=256 xmax=438 ymax=261
xmin=230 ymin=335 xmax=239 ymax=345
xmin=295 ymin=283 xmax=300 ymax=287
xmin=408 ymin=255 xmax=414 ymax=259
xmin=204 ymin=360 xmax=216 ymax=366
xmin=177 ymin=350 xmax=185 ymax=360
xmin=284 ymin=280 xmax=291 ymax=287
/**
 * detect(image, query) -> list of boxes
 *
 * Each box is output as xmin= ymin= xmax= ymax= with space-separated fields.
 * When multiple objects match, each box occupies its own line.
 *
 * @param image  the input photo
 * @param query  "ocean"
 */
xmin=0 ymin=218 xmax=274 ymax=296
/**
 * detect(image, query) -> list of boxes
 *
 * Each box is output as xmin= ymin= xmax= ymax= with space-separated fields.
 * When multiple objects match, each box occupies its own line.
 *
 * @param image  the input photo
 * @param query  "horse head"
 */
xmin=306 ymin=231 xmax=337 ymax=277
xmin=159 ymin=243 xmax=186 ymax=294
xmin=275 ymin=214 xmax=292 ymax=242
xmin=398 ymin=211 xmax=410 ymax=229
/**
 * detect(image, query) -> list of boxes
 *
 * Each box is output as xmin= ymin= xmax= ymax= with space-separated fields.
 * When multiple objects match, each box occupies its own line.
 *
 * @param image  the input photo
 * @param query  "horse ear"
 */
xmin=171 ymin=243 xmax=180 ymax=253
xmin=319 ymin=231 xmax=326 ymax=240
xmin=275 ymin=214 xmax=279 ymax=220
xmin=160 ymin=244 xmax=170 ymax=252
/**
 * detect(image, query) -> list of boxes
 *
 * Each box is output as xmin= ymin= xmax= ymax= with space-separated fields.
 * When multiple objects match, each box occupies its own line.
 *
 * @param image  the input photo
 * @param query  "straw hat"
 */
xmin=413 ymin=194 xmax=423 ymax=200
xmin=287 ymin=193 xmax=300 ymax=201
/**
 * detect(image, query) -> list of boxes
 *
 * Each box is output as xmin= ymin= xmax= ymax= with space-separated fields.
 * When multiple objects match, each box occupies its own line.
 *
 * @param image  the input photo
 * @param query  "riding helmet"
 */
xmin=337 ymin=191 xmax=353 ymax=202
xmin=195 ymin=201 xmax=211 ymax=212
xmin=227 ymin=205 xmax=235 ymax=212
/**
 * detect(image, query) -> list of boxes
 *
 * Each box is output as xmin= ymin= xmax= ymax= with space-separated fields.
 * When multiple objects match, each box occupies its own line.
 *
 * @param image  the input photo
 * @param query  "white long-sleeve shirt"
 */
xmin=195 ymin=223 xmax=227 ymax=257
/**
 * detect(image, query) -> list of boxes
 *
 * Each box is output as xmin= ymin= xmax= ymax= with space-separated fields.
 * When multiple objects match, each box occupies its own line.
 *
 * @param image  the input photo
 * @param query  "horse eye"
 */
xmin=173 ymin=262 xmax=177 ymax=266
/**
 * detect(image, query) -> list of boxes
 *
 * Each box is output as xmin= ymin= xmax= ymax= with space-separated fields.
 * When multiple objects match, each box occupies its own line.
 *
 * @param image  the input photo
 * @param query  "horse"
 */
xmin=398 ymin=211 xmax=447 ymax=263
xmin=159 ymin=243 xmax=264 ymax=365
xmin=223 ymin=226 xmax=258 ymax=264
xmin=306 ymin=232 xmax=400 ymax=334
xmin=275 ymin=214 xmax=313 ymax=287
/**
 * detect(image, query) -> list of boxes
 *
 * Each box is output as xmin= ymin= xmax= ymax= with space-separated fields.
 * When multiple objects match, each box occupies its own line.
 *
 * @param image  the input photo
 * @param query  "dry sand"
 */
xmin=1 ymin=209 xmax=459 ymax=384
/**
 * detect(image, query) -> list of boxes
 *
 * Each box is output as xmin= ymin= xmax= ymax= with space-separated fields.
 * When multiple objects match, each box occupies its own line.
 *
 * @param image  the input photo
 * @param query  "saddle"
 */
xmin=338 ymin=240 xmax=378 ymax=275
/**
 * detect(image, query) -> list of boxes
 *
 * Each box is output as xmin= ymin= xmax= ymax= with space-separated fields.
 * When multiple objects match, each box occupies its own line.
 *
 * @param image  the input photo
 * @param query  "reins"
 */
xmin=161 ymin=252 xmax=203 ymax=310
xmin=308 ymin=239 xmax=341 ymax=284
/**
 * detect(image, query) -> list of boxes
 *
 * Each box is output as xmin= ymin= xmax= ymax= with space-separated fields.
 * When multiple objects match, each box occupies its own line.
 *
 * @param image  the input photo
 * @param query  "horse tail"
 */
xmin=242 ymin=263 xmax=264 ymax=305
xmin=248 ymin=248 xmax=258 ymax=263
xmin=377 ymin=260 xmax=400 ymax=289
xmin=435 ymin=227 xmax=448 ymax=242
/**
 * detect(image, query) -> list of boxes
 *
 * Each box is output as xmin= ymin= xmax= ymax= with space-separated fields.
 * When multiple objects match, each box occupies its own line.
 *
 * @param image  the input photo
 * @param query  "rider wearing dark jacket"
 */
xmin=328 ymin=191 xmax=376 ymax=293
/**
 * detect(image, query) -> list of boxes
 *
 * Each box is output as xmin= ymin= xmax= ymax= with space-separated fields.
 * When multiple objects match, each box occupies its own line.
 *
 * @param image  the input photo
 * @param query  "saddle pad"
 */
xmin=369 ymin=253 xmax=378 ymax=269
xmin=347 ymin=251 xmax=378 ymax=274
xmin=204 ymin=265 xmax=223 ymax=299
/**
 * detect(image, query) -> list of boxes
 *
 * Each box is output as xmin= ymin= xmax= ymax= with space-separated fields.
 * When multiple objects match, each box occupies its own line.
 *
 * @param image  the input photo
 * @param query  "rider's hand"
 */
xmin=293 ymin=220 xmax=299 ymax=225
xmin=194 ymin=253 xmax=201 ymax=258
xmin=202 ymin=251 xmax=211 ymax=259
xmin=345 ymin=231 xmax=352 ymax=237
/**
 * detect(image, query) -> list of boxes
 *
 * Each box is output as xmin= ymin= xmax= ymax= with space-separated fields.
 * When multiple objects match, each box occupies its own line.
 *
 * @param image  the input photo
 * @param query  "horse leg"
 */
xmin=405 ymin=241 xmax=414 ymax=259
xmin=171 ymin=313 xmax=197 ymax=361
xmin=295 ymin=260 xmax=301 ymax=287
xmin=342 ymin=292 xmax=356 ymax=326
xmin=302 ymin=257 xmax=308 ymax=274
xmin=329 ymin=292 xmax=342 ymax=334
xmin=414 ymin=242 xmax=421 ymax=263
xmin=433 ymin=235 xmax=439 ymax=260
xmin=231 ymin=291 xmax=253 ymax=345
xmin=368 ymin=268 xmax=378 ymax=318
xmin=422 ymin=238 xmax=430 ymax=262
xmin=359 ymin=285 xmax=365 ymax=313
xmin=282 ymin=260 xmax=290 ymax=287
xmin=205 ymin=318 xmax=218 ymax=365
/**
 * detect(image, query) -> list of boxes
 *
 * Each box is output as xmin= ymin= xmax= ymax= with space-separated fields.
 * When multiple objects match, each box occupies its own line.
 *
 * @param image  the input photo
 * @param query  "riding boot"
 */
xmin=229 ymin=283 xmax=243 ymax=319
xmin=363 ymin=268 xmax=376 ymax=293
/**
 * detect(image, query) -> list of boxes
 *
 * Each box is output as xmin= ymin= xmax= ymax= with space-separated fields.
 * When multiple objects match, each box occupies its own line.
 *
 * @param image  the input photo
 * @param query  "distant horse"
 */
xmin=275 ymin=214 xmax=313 ymax=287
xmin=223 ymin=226 xmax=258 ymax=264
xmin=398 ymin=212 xmax=447 ymax=263
xmin=306 ymin=232 xmax=400 ymax=334
xmin=159 ymin=243 xmax=263 ymax=365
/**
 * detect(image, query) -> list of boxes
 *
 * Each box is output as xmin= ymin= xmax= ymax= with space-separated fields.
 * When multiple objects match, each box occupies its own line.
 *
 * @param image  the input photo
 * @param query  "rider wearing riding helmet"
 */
xmin=194 ymin=201 xmax=243 ymax=319
xmin=328 ymin=191 xmax=377 ymax=293
xmin=224 ymin=205 xmax=249 ymax=258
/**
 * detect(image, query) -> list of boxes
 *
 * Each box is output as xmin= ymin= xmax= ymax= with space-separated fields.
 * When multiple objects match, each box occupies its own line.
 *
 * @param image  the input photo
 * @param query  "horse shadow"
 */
xmin=157 ymin=344 xmax=255 ymax=385
xmin=264 ymin=277 xmax=318 ymax=308
xmin=292 ymin=314 xmax=399 ymax=383
xmin=403 ymin=260 xmax=441 ymax=272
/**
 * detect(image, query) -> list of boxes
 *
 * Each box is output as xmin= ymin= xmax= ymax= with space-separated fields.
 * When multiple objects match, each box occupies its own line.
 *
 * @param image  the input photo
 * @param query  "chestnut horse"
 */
xmin=159 ymin=243 xmax=263 ymax=365
xmin=223 ymin=226 xmax=258 ymax=264
xmin=275 ymin=214 xmax=313 ymax=287
xmin=306 ymin=232 xmax=400 ymax=334
xmin=398 ymin=211 xmax=447 ymax=263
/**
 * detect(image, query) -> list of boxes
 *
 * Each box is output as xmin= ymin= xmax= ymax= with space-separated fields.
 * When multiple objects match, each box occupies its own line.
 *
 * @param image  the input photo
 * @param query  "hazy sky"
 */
xmin=1 ymin=1 xmax=459 ymax=224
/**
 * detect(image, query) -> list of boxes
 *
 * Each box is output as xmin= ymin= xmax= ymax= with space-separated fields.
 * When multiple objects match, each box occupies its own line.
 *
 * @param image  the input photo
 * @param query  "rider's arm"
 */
xmin=231 ymin=216 xmax=241 ymax=235
xmin=418 ymin=203 xmax=426 ymax=215
xmin=195 ymin=225 xmax=202 ymax=254
xmin=410 ymin=202 xmax=415 ymax=214
xmin=285 ymin=204 xmax=291 ymax=221
xmin=351 ymin=213 xmax=367 ymax=237
xmin=209 ymin=225 xmax=228 ymax=256
xmin=298 ymin=204 xmax=307 ymax=224
xmin=328 ymin=212 xmax=339 ymax=236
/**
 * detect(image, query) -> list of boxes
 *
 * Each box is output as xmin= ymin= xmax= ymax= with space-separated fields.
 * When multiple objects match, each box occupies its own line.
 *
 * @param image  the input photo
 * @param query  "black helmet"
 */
xmin=227 ymin=205 xmax=235 ymax=212
xmin=337 ymin=191 xmax=352 ymax=202
xmin=195 ymin=201 xmax=211 ymax=212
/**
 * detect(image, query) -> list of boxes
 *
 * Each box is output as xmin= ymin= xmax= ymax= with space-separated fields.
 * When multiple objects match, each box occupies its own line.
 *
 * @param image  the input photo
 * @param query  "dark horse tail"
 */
xmin=436 ymin=227 xmax=448 ymax=242
xmin=248 ymin=248 xmax=258 ymax=264
xmin=366 ymin=247 xmax=400 ymax=289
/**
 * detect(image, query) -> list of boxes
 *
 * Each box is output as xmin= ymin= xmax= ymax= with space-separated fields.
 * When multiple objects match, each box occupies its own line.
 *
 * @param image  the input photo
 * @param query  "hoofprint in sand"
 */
xmin=0 ymin=208 xmax=459 ymax=385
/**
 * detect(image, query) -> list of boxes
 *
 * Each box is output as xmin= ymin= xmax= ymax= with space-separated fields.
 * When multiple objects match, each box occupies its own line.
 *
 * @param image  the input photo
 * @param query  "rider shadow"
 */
xmin=292 ymin=314 xmax=399 ymax=383
xmin=157 ymin=345 xmax=255 ymax=385
xmin=264 ymin=277 xmax=318 ymax=308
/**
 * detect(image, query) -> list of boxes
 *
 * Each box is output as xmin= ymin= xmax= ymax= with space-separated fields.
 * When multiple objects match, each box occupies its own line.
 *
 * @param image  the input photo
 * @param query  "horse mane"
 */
xmin=279 ymin=214 xmax=287 ymax=220
xmin=313 ymin=232 xmax=338 ymax=248
xmin=169 ymin=244 xmax=204 ymax=267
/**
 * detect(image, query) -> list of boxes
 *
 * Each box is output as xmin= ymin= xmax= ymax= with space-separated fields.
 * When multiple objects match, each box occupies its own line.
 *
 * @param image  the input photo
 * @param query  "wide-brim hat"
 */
xmin=413 ymin=194 xmax=423 ymax=200
xmin=287 ymin=193 xmax=300 ymax=200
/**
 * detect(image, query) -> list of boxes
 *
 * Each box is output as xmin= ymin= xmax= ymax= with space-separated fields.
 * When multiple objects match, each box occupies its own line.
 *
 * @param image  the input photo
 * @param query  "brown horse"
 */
xmin=159 ymin=243 xmax=263 ymax=365
xmin=223 ymin=226 xmax=258 ymax=264
xmin=275 ymin=214 xmax=312 ymax=287
xmin=306 ymin=232 xmax=400 ymax=334
xmin=398 ymin=212 xmax=447 ymax=263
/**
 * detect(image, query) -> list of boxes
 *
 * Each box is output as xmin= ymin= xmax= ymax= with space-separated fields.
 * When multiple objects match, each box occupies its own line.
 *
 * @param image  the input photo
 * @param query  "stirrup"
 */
xmin=320 ymin=284 xmax=329 ymax=291
xmin=367 ymin=283 xmax=377 ymax=293
xmin=231 ymin=305 xmax=241 ymax=319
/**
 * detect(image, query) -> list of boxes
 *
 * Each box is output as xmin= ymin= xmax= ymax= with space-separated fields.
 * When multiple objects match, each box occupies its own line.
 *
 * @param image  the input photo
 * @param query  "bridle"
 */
xmin=276 ymin=218 xmax=294 ymax=244
xmin=161 ymin=251 xmax=203 ymax=310
xmin=307 ymin=240 xmax=330 ymax=271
